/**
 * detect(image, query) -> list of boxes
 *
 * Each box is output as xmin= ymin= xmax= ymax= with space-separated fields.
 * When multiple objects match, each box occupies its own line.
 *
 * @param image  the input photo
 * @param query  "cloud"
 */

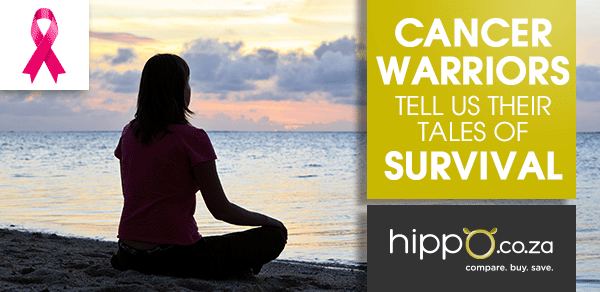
xmin=1 ymin=33 xmax=364 ymax=131
xmin=182 ymin=39 xmax=278 ymax=93
xmin=0 ymin=90 xmax=133 ymax=131
xmin=0 ymin=91 xmax=39 ymax=101
xmin=91 ymin=70 xmax=141 ymax=94
xmin=577 ymin=64 xmax=600 ymax=102
xmin=190 ymin=113 xmax=356 ymax=131
xmin=181 ymin=36 xmax=361 ymax=105
xmin=90 ymin=31 xmax=156 ymax=44
xmin=195 ymin=113 xmax=279 ymax=131
xmin=313 ymin=36 xmax=356 ymax=59
xmin=73 ymin=36 xmax=362 ymax=104
xmin=276 ymin=49 xmax=356 ymax=104
xmin=0 ymin=94 xmax=75 ymax=117
xmin=104 ymin=48 xmax=137 ymax=66
xmin=0 ymin=35 xmax=361 ymax=131
xmin=275 ymin=36 xmax=359 ymax=104
xmin=0 ymin=87 xmax=355 ymax=131
xmin=236 ymin=91 xmax=303 ymax=102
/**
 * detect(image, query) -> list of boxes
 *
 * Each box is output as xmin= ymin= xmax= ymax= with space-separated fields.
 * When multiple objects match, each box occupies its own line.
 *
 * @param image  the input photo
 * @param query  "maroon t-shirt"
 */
xmin=115 ymin=123 xmax=217 ymax=245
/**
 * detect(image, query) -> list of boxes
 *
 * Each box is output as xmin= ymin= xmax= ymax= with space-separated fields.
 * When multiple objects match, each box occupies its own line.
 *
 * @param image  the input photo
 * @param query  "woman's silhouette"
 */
xmin=110 ymin=54 xmax=287 ymax=279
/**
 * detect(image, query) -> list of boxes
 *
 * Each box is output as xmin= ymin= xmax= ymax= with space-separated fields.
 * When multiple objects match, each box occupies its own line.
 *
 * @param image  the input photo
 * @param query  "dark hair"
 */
xmin=131 ymin=54 xmax=193 ymax=145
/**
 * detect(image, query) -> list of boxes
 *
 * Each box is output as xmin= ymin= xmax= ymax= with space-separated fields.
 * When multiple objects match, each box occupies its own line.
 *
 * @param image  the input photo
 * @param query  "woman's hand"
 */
xmin=194 ymin=160 xmax=288 ymax=238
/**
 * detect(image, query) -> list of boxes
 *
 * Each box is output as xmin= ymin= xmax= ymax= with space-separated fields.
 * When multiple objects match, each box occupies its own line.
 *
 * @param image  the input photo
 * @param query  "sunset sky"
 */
xmin=0 ymin=0 xmax=360 ymax=131
xmin=576 ymin=1 xmax=600 ymax=131
xmin=3 ymin=1 xmax=599 ymax=131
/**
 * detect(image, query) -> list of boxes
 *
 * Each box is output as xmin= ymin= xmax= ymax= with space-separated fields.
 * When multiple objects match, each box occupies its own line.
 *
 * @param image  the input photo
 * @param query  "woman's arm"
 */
xmin=193 ymin=160 xmax=287 ymax=236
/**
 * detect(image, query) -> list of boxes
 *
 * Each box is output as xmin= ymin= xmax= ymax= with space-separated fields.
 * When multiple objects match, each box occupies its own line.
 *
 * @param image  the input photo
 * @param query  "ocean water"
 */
xmin=0 ymin=131 xmax=366 ymax=266
xmin=3 ymin=130 xmax=599 ymax=285
xmin=576 ymin=132 xmax=600 ymax=289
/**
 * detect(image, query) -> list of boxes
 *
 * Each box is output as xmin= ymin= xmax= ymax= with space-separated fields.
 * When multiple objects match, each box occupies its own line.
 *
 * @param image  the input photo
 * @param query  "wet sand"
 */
xmin=0 ymin=228 xmax=366 ymax=291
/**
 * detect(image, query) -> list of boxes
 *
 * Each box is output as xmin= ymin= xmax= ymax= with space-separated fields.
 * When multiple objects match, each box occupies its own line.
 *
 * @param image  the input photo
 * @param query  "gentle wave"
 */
xmin=0 ymin=131 xmax=366 ymax=266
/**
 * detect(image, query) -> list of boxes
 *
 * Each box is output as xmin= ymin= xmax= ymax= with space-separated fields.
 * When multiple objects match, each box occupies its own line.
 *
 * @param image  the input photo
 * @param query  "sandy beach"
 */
xmin=0 ymin=228 xmax=366 ymax=291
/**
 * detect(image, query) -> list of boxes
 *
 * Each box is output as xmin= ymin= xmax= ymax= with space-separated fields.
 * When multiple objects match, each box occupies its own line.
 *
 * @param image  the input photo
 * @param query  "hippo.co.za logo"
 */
xmin=389 ymin=227 xmax=553 ymax=260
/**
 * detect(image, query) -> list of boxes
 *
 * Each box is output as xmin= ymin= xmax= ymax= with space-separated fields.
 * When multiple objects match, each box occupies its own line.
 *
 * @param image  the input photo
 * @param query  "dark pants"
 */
xmin=110 ymin=226 xmax=287 ymax=279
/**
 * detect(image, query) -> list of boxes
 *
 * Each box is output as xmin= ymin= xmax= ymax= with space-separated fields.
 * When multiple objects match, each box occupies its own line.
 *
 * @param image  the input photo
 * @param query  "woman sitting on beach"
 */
xmin=110 ymin=54 xmax=287 ymax=279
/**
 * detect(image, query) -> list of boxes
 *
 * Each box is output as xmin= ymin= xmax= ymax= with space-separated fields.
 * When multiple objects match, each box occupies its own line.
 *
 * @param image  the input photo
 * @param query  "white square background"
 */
xmin=0 ymin=1 xmax=89 ymax=90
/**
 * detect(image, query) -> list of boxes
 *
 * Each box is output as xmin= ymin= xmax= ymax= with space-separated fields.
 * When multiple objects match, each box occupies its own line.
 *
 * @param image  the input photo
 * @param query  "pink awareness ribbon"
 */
xmin=22 ymin=8 xmax=65 ymax=83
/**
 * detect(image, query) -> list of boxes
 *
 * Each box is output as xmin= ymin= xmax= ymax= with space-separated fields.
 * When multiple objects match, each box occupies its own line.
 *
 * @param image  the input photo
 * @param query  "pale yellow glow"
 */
xmin=91 ymin=15 xmax=294 ymax=30
xmin=89 ymin=0 xmax=355 ymax=52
